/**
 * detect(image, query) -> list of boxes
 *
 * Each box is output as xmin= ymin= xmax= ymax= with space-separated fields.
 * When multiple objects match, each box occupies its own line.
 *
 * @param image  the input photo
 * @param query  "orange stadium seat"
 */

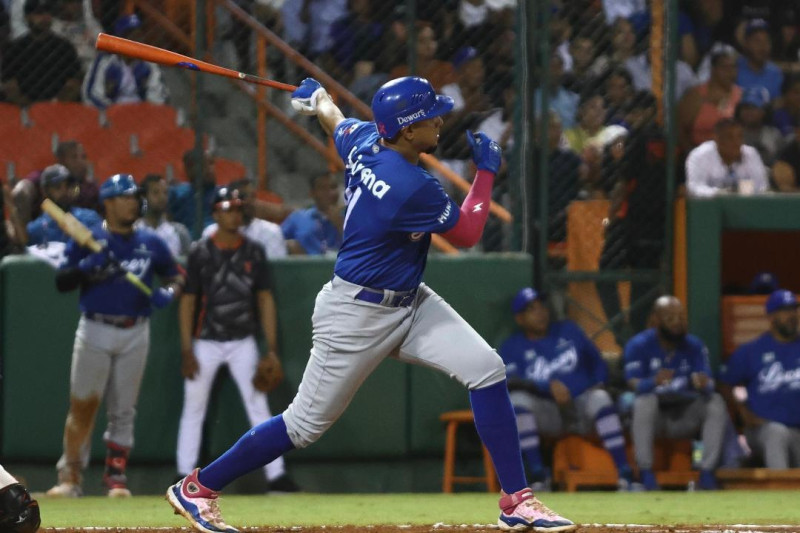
xmin=106 ymin=103 xmax=180 ymax=146
xmin=0 ymin=103 xmax=23 ymax=137
xmin=0 ymin=128 xmax=54 ymax=178
xmin=27 ymin=102 xmax=101 ymax=140
xmin=81 ymin=129 xmax=134 ymax=171
xmin=94 ymin=154 xmax=178 ymax=182
xmin=213 ymin=157 xmax=248 ymax=185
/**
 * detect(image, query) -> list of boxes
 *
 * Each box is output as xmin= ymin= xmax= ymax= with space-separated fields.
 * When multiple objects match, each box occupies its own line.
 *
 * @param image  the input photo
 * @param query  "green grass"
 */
xmin=37 ymin=491 xmax=800 ymax=527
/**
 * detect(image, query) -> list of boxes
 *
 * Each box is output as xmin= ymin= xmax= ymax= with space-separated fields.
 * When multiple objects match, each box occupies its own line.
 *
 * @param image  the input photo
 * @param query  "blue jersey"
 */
xmin=736 ymin=56 xmax=784 ymax=102
xmin=62 ymin=224 xmax=179 ymax=317
xmin=27 ymin=207 xmax=101 ymax=246
xmin=281 ymin=206 xmax=341 ymax=255
xmin=499 ymin=320 xmax=608 ymax=398
xmin=624 ymin=328 xmax=713 ymax=397
xmin=332 ymin=119 xmax=460 ymax=291
xmin=719 ymin=333 xmax=800 ymax=427
xmin=168 ymin=183 xmax=216 ymax=236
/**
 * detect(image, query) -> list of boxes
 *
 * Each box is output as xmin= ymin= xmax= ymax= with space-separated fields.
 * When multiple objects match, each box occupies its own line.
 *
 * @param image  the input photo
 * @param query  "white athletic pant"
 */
xmin=176 ymin=336 xmax=285 ymax=481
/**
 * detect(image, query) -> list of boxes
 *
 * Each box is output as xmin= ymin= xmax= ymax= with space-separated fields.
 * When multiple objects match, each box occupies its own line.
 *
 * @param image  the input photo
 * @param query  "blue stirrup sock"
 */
xmin=198 ymin=414 xmax=295 ymax=491
xmin=470 ymin=380 xmax=528 ymax=493
xmin=513 ymin=405 xmax=546 ymax=480
xmin=594 ymin=405 xmax=630 ymax=477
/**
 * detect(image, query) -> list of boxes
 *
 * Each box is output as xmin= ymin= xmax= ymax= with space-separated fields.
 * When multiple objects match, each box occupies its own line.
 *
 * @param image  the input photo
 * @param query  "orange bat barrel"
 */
xmin=95 ymin=33 xmax=297 ymax=92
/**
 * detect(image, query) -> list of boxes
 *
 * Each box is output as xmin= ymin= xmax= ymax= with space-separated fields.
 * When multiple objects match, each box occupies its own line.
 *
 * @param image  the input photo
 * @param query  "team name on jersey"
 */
xmin=528 ymin=345 xmax=578 ymax=382
xmin=347 ymin=147 xmax=391 ymax=199
xmin=758 ymin=361 xmax=800 ymax=393
xmin=121 ymin=257 xmax=152 ymax=278
xmin=397 ymin=109 xmax=426 ymax=125
xmin=437 ymin=202 xmax=451 ymax=224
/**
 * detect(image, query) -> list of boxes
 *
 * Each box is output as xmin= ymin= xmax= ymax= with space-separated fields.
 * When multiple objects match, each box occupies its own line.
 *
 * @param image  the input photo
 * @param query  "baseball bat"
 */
xmin=41 ymin=199 xmax=153 ymax=297
xmin=95 ymin=33 xmax=297 ymax=92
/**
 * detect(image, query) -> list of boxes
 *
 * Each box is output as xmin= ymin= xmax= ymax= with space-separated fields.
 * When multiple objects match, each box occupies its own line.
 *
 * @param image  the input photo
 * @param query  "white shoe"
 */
xmin=498 ymin=488 xmax=576 ymax=532
xmin=46 ymin=482 xmax=82 ymax=498
xmin=108 ymin=487 xmax=132 ymax=498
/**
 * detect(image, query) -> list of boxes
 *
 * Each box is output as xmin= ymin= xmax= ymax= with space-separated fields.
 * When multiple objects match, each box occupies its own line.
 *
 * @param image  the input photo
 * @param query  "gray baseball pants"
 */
xmin=631 ymin=392 xmax=727 ymax=470
xmin=55 ymin=316 xmax=149 ymax=483
xmin=745 ymin=422 xmax=800 ymax=468
xmin=283 ymin=277 xmax=507 ymax=449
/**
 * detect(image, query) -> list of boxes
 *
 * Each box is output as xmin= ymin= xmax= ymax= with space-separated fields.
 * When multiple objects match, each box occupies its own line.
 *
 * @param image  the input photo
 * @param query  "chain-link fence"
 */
xmin=522 ymin=0 xmax=677 ymax=355
xmin=1 ymin=0 xmax=684 ymax=331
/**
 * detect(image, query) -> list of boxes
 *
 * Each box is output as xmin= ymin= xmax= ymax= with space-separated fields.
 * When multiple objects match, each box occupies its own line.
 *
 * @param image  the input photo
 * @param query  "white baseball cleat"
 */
xmin=107 ymin=487 xmax=132 ymax=498
xmin=498 ymin=488 xmax=577 ymax=532
xmin=166 ymin=469 xmax=238 ymax=533
xmin=45 ymin=482 xmax=82 ymax=498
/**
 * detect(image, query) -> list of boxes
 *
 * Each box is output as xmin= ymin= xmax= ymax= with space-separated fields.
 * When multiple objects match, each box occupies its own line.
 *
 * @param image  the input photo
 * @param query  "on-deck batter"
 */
xmin=167 ymin=76 xmax=577 ymax=533
xmin=47 ymin=174 xmax=184 ymax=498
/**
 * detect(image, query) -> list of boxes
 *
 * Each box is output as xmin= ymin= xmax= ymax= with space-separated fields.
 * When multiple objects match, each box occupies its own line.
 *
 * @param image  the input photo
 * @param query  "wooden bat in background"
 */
xmin=95 ymin=33 xmax=297 ymax=92
xmin=41 ymin=199 xmax=153 ymax=297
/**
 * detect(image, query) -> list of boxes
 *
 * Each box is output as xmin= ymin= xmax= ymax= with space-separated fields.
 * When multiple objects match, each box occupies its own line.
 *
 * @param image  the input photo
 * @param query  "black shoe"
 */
xmin=268 ymin=475 xmax=301 ymax=493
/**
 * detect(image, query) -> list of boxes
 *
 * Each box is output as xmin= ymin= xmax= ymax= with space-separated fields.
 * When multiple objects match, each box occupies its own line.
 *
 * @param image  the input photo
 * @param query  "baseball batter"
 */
xmin=47 ymin=174 xmax=184 ymax=498
xmin=500 ymin=288 xmax=634 ymax=491
xmin=167 ymin=76 xmax=575 ymax=533
xmin=624 ymin=295 xmax=727 ymax=490
xmin=176 ymin=186 xmax=296 ymax=493
xmin=719 ymin=289 xmax=800 ymax=468
xmin=0 ymin=465 xmax=40 ymax=533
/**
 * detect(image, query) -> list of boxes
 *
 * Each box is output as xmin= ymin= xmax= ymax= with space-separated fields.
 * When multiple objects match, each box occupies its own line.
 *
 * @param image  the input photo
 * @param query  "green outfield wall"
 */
xmin=0 ymin=254 xmax=531 ymax=464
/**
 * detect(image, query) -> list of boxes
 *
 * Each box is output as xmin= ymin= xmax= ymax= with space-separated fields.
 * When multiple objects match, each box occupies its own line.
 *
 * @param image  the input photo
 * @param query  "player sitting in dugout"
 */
xmin=624 ymin=295 xmax=729 ymax=490
xmin=499 ymin=287 xmax=635 ymax=491
xmin=719 ymin=289 xmax=800 ymax=469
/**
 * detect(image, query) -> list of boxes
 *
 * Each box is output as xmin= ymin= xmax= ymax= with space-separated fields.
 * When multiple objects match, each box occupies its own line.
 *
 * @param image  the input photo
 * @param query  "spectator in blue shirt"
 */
xmin=719 ymin=290 xmax=800 ymax=468
xmin=624 ymin=295 xmax=728 ymax=490
xmin=27 ymin=164 xmax=101 ymax=246
xmin=168 ymin=148 xmax=217 ymax=238
xmin=737 ymin=19 xmax=784 ymax=102
xmin=282 ymin=173 xmax=342 ymax=256
xmin=499 ymin=288 xmax=634 ymax=491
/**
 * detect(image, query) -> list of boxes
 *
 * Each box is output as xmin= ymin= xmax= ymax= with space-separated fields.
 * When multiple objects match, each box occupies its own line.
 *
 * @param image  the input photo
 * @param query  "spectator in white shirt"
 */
xmin=135 ymin=174 xmax=191 ymax=259
xmin=686 ymin=118 xmax=769 ymax=197
xmin=203 ymin=179 xmax=287 ymax=260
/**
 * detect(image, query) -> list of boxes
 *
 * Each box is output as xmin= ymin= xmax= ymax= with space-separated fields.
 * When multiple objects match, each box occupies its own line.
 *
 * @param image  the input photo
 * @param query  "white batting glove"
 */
xmin=291 ymin=78 xmax=327 ymax=115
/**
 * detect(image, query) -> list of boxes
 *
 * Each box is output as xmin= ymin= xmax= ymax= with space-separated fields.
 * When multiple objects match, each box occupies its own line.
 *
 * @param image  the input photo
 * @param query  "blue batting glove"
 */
xmin=78 ymin=250 xmax=112 ymax=273
xmin=466 ymin=130 xmax=502 ymax=174
xmin=151 ymin=287 xmax=175 ymax=309
xmin=291 ymin=78 xmax=327 ymax=115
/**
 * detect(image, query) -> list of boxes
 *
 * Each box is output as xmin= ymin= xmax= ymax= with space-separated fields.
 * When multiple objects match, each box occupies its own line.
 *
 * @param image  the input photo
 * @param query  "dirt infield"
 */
xmin=43 ymin=525 xmax=800 ymax=533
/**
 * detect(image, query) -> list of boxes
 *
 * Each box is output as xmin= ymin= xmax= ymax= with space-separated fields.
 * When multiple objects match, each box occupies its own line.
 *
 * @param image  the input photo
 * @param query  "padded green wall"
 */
xmin=1 ymin=254 xmax=531 ymax=464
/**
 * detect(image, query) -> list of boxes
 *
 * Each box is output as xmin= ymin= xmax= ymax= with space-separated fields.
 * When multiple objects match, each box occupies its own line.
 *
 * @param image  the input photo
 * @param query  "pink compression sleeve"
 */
xmin=441 ymin=170 xmax=495 ymax=248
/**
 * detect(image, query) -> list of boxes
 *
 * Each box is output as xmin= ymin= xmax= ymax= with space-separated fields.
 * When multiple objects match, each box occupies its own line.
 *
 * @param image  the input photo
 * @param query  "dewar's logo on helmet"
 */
xmin=397 ymin=109 xmax=426 ymax=126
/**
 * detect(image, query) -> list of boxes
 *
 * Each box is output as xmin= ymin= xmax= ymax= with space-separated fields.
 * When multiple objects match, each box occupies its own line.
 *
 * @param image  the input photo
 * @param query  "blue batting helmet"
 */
xmin=371 ymin=77 xmax=454 ymax=139
xmin=100 ymin=174 xmax=138 ymax=200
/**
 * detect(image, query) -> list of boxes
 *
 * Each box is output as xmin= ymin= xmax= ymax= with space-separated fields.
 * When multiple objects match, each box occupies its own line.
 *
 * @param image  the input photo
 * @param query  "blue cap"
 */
xmin=452 ymin=46 xmax=479 ymax=69
xmin=41 ymin=164 xmax=72 ymax=187
xmin=749 ymin=271 xmax=779 ymax=294
xmin=766 ymin=289 xmax=798 ymax=314
xmin=113 ymin=14 xmax=142 ymax=36
xmin=512 ymin=287 xmax=544 ymax=314
xmin=742 ymin=87 xmax=769 ymax=108
xmin=745 ymin=18 xmax=770 ymax=37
